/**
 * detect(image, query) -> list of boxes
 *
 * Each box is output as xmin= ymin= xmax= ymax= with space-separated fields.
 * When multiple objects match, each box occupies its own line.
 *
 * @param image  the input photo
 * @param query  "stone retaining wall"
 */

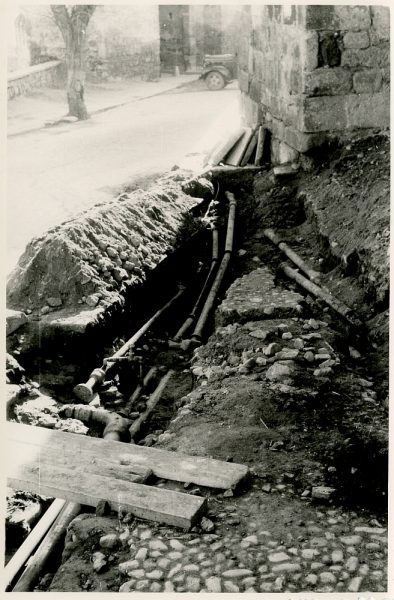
xmin=238 ymin=5 xmax=390 ymax=163
xmin=7 ymin=60 xmax=66 ymax=100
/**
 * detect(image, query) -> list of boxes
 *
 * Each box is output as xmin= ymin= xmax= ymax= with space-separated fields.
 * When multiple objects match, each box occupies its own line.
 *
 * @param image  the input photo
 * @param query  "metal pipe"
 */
xmin=280 ymin=263 xmax=360 ymax=326
xmin=173 ymin=225 xmax=219 ymax=341
xmin=191 ymin=191 xmax=237 ymax=342
xmin=264 ymin=228 xmax=321 ymax=283
xmin=73 ymin=286 xmax=185 ymax=402
xmin=62 ymin=405 xmax=131 ymax=442
xmin=4 ymin=498 xmax=66 ymax=590
xmin=11 ymin=502 xmax=81 ymax=592
xmin=126 ymin=366 xmax=159 ymax=411
xmin=129 ymin=370 xmax=174 ymax=442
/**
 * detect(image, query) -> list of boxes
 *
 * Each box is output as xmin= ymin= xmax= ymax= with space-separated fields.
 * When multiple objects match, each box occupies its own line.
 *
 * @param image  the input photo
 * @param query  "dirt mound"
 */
xmin=301 ymin=134 xmax=389 ymax=306
xmin=6 ymin=173 xmax=205 ymax=317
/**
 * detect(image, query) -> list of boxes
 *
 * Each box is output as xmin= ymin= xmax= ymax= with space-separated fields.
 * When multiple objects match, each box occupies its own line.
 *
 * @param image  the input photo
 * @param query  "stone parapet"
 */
xmin=7 ymin=60 xmax=66 ymax=100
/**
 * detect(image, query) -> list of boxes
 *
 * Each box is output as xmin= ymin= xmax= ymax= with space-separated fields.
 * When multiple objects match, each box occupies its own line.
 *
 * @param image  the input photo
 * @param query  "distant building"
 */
xmin=8 ymin=5 xmax=241 ymax=80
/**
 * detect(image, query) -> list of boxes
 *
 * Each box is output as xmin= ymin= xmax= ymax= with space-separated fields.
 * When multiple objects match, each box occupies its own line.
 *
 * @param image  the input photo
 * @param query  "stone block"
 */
xmin=289 ymin=69 xmax=303 ymax=94
xmin=271 ymin=138 xmax=300 ymax=165
xmin=345 ymin=92 xmax=389 ymax=129
xmin=238 ymin=69 xmax=250 ymax=93
xmin=305 ymin=67 xmax=352 ymax=96
xmin=240 ymin=92 xmax=259 ymax=127
xmin=304 ymin=31 xmax=319 ymax=71
xmin=353 ymin=69 xmax=383 ymax=93
xmin=303 ymin=96 xmax=347 ymax=132
xmin=283 ymin=127 xmax=326 ymax=153
xmin=371 ymin=6 xmax=390 ymax=41
xmin=341 ymin=45 xmax=389 ymax=68
xmin=6 ymin=309 xmax=28 ymax=336
xmin=249 ymin=76 xmax=262 ymax=103
xmin=335 ymin=6 xmax=372 ymax=30
xmin=306 ymin=5 xmax=336 ymax=30
xmin=343 ymin=31 xmax=370 ymax=49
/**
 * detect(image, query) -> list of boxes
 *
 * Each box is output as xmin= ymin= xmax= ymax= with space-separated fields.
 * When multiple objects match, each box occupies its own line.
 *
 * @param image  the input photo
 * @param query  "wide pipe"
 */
xmin=191 ymin=191 xmax=236 ymax=341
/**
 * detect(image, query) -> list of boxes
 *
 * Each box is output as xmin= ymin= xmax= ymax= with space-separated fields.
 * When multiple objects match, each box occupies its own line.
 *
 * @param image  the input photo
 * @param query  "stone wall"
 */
xmin=88 ymin=6 xmax=160 ymax=81
xmin=238 ymin=5 xmax=390 ymax=163
xmin=7 ymin=60 xmax=66 ymax=100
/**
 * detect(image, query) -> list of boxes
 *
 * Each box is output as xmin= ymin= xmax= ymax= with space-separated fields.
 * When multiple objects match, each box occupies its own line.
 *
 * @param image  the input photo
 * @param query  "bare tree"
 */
xmin=51 ymin=5 xmax=95 ymax=120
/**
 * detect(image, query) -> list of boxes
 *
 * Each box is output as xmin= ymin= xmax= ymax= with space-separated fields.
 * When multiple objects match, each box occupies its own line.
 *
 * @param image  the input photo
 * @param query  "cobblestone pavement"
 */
xmin=96 ymin=505 xmax=387 ymax=593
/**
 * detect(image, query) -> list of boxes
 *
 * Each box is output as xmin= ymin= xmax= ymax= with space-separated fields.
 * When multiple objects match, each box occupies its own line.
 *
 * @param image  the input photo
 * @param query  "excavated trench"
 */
xmin=5 ymin=164 xmax=388 ymax=592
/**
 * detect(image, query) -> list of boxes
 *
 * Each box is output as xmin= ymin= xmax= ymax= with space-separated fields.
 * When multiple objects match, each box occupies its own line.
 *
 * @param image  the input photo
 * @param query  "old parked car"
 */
xmin=200 ymin=53 xmax=237 ymax=90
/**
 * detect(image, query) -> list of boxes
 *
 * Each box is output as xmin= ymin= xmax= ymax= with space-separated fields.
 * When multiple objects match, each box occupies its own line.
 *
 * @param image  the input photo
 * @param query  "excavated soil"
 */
xmin=6 ymin=133 xmax=389 ymax=593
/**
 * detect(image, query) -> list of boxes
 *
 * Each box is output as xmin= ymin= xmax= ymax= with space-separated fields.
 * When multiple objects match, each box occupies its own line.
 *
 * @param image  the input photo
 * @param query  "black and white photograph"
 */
xmin=4 ymin=1 xmax=390 ymax=594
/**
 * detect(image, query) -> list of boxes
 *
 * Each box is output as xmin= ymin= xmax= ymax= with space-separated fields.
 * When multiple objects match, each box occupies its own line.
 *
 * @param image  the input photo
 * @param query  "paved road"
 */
xmin=7 ymin=82 xmax=240 ymax=271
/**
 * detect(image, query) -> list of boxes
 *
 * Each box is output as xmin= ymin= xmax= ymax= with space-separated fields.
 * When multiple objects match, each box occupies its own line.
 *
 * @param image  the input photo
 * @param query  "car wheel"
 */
xmin=205 ymin=71 xmax=226 ymax=91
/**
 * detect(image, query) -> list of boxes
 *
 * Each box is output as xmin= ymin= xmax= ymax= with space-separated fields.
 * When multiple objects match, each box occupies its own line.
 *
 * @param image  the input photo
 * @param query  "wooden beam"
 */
xmin=223 ymin=128 xmax=253 ymax=166
xmin=7 ymin=422 xmax=249 ymax=490
xmin=8 ymin=443 xmax=207 ymax=529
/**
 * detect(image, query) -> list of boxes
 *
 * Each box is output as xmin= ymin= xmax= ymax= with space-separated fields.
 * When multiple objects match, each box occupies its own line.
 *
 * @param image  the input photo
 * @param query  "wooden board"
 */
xmin=240 ymin=130 xmax=258 ymax=166
xmin=7 ymin=422 xmax=249 ymax=490
xmin=223 ymin=128 xmax=253 ymax=166
xmin=7 ymin=437 xmax=206 ymax=530
xmin=207 ymin=128 xmax=246 ymax=166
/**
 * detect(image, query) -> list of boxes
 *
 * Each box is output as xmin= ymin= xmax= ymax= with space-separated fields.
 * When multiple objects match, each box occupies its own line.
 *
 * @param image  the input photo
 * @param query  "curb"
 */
xmin=8 ymin=77 xmax=199 ymax=139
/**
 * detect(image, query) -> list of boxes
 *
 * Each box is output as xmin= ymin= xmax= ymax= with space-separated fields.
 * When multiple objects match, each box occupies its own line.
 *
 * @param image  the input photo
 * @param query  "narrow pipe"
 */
xmin=4 ymin=498 xmax=66 ymax=590
xmin=173 ymin=225 xmax=219 ymax=341
xmin=62 ymin=405 xmax=131 ymax=441
xmin=264 ymin=228 xmax=321 ymax=283
xmin=129 ymin=370 xmax=174 ymax=441
xmin=12 ymin=502 xmax=81 ymax=592
xmin=73 ymin=286 xmax=185 ymax=402
xmin=254 ymin=125 xmax=266 ymax=166
xmin=281 ymin=263 xmax=359 ymax=325
xmin=126 ymin=366 xmax=159 ymax=410
xmin=191 ymin=191 xmax=237 ymax=341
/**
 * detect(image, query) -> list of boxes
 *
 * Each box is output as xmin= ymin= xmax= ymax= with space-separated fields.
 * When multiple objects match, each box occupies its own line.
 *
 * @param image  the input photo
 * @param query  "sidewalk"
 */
xmin=7 ymin=74 xmax=198 ymax=137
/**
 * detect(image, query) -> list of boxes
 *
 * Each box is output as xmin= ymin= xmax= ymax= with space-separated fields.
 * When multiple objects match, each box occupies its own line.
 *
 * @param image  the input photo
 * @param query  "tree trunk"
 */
xmin=51 ymin=5 xmax=95 ymax=120
xmin=66 ymin=44 xmax=88 ymax=120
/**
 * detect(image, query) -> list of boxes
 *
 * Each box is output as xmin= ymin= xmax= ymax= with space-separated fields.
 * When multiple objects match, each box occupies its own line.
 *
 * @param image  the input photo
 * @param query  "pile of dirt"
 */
xmin=6 ymin=172 xmax=210 ymax=318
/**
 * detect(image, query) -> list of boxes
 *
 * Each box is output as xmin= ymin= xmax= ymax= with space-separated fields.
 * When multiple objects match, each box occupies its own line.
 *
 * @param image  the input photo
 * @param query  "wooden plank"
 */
xmin=240 ymin=130 xmax=258 ymax=166
xmin=254 ymin=125 xmax=267 ymax=166
xmin=7 ymin=448 xmax=207 ymax=529
xmin=223 ymin=128 xmax=253 ymax=166
xmin=207 ymin=127 xmax=246 ymax=166
xmin=7 ymin=422 xmax=249 ymax=490
xmin=7 ymin=438 xmax=152 ymax=483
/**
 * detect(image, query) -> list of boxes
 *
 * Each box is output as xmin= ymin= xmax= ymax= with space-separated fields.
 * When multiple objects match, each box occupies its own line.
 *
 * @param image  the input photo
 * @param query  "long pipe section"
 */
xmin=281 ymin=263 xmax=358 ymax=324
xmin=4 ymin=498 xmax=67 ymax=590
xmin=264 ymin=228 xmax=321 ymax=283
xmin=173 ymin=224 xmax=219 ymax=341
xmin=129 ymin=370 xmax=174 ymax=441
xmin=11 ymin=502 xmax=81 ymax=592
xmin=73 ymin=286 xmax=185 ymax=402
xmin=191 ymin=191 xmax=236 ymax=342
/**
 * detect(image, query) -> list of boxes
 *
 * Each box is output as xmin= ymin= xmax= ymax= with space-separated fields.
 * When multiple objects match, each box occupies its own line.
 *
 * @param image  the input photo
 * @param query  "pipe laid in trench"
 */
xmin=264 ymin=228 xmax=322 ymax=284
xmin=11 ymin=502 xmax=81 ymax=592
xmin=173 ymin=224 xmax=219 ymax=341
xmin=191 ymin=191 xmax=237 ymax=342
xmin=4 ymin=498 xmax=67 ymax=591
xmin=129 ymin=369 xmax=174 ymax=442
xmin=73 ymin=286 xmax=185 ymax=403
xmin=281 ymin=263 xmax=360 ymax=325
xmin=8 ymin=400 xmax=130 ymax=590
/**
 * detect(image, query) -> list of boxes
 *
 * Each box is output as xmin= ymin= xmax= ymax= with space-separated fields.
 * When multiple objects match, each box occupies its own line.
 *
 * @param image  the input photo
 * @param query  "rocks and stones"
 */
xmin=6 ymin=309 xmax=27 ymax=336
xmin=311 ymin=486 xmax=336 ymax=500
xmin=266 ymin=362 xmax=294 ymax=382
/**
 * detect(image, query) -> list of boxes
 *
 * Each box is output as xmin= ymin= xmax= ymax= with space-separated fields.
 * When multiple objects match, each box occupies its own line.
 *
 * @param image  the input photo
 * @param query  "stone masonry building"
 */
xmin=238 ymin=5 xmax=390 ymax=164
